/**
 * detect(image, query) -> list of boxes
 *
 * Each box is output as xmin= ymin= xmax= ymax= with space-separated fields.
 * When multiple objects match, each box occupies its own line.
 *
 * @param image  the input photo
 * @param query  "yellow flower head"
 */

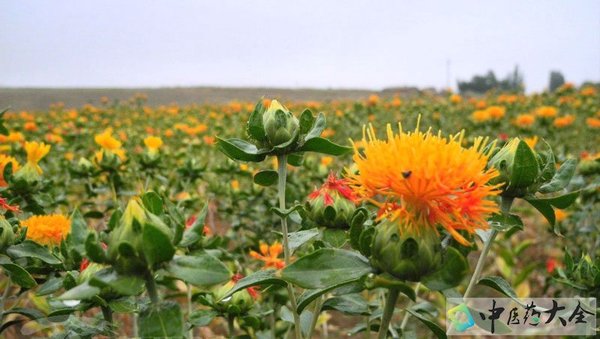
xmin=535 ymin=106 xmax=558 ymax=118
xmin=0 ymin=155 xmax=19 ymax=186
xmin=24 ymin=141 xmax=51 ymax=174
xmin=347 ymin=121 xmax=499 ymax=245
xmin=514 ymin=114 xmax=536 ymax=128
xmin=486 ymin=106 xmax=506 ymax=120
xmin=553 ymin=115 xmax=575 ymax=128
xmin=94 ymin=129 xmax=122 ymax=150
xmin=21 ymin=214 xmax=71 ymax=246
xmin=144 ymin=136 xmax=163 ymax=152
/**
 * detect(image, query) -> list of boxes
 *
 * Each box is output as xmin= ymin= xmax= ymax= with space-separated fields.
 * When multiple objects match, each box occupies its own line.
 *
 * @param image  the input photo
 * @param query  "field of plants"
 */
xmin=0 ymin=83 xmax=598 ymax=338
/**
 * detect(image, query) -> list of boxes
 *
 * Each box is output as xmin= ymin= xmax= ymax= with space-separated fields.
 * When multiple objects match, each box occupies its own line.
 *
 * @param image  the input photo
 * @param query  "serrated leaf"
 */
xmin=138 ymin=301 xmax=183 ymax=338
xmin=299 ymin=109 xmax=315 ymax=135
xmin=305 ymin=112 xmax=326 ymax=140
xmin=141 ymin=191 xmax=163 ymax=215
xmin=539 ymin=159 xmax=576 ymax=193
xmin=247 ymin=99 xmax=267 ymax=142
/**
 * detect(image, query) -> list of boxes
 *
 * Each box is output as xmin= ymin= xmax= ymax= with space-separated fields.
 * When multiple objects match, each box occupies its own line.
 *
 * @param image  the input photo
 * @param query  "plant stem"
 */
xmin=187 ymin=283 xmax=194 ymax=339
xmin=0 ymin=280 xmax=12 ymax=314
xmin=463 ymin=197 xmax=514 ymax=299
xmin=307 ymin=296 xmax=324 ymax=339
xmin=227 ymin=314 xmax=235 ymax=338
xmin=144 ymin=271 xmax=159 ymax=304
xmin=101 ymin=305 xmax=115 ymax=338
xmin=399 ymin=283 xmax=421 ymax=332
xmin=277 ymin=154 xmax=302 ymax=339
xmin=377 ymin=288 xmax=399 ymax=339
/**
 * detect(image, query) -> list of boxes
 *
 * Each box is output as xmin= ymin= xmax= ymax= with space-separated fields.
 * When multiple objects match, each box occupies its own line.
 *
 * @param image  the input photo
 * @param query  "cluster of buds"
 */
xmin=0 ymin=216 xmax=15 ymax=250
xmin=305 ymin=173 xmax=358 ymax=229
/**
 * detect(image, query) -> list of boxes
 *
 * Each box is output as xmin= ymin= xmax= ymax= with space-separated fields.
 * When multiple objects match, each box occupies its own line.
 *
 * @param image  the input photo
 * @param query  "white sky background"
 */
xmin=1 ymin=0 xmax=599 ymax=92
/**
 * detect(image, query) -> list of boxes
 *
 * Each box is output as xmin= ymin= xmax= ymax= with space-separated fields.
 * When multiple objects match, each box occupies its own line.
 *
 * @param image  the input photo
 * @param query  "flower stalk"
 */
xmin=276 ymin=154 xmax=302 ymax=339
xmin=377 ymin=288 xmax=399 ymax=339
xmin=463 ymin=196 xmax=514 ymax=299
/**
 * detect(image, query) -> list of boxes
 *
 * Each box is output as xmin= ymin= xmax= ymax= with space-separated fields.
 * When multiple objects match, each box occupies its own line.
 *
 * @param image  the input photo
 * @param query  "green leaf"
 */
xmin=322 ymin=294 xmax=369 ymax=315
xmin=477 ymin=276 xmax=520 ymax=304
xmin=85 ymin=232 xmax=107 ymax=263
xmin=138 ymin=301 xmax=183 ymax=338
xmin=322 ymin=229 xmax=347 ymax=248
xmin=142 ymin=222 xmax=175 ymax=267
xmin=216 ymin=137 xmax=268 ymax=162
xmin=189 ymin=309 xmax=218 ymax=328
xmin=58 ymin=282 xmax=101 ymax=300
xmin=539 ymin=159 xmax=576 ymax=193
xmin=221 ymin=269 xmax=286 ymax=300
xmin=296 ymin=278 xmax=364 ymax=313
xmin=305 ymin=112 xmax=326 ymax=140
xmin=83 ymin=210 xmax=104 ymax=219
xmin=165 ymin=253 xmax=230 ymax=287
xmin=299 ymin=109 xmax=315 ymax=135
xmin=7 ymin=241 xmax=61 ymax=265
xmin=541 ymin=191 xmax=579 ymax=209
xmin=422 ymin=247 xmax=469 ymax=291
xmin=288 ymin=229 xmax=320 ymax=254
xmin=179 ymin=202 xmax=208 ymax=247
xmin=358 ymin=226 xmax=375 ymax=257
xmin=37 ymin=276 xmax=64 ymax=296
xmin=0 ymin=255 xmax=37 ymax=288
xmin=281 ymin=249 xmax=373 ymax=289
xmin=253 ymin=170 xmax=278 ymax=186
xmin=524 ymin=198 xmax=555 ymax=226
xmin=298 ymin=137 xmax=352 ymax=156
xmin=270 ymin=204 xmax=304 ymax=219
xmin=287 ymin=153 xmax=304 ymax=167
xmin=141 ymin=191 xmax=163 ymax=215
xmin=247 ymin=99 xmax=267 ymax=142
xmin=510 ymin=140 xmax=539 ymax=188
xmin=109 ymin=298 xmax=138 ymax=313
xmin=89 ymin=268 xmax=145 ymax=296
xmin=68 ymin=210 xmax=89 ymax=253
xmin=488 ymin=213 xmax=523 ymax=232
xmin=406 ymin=309 xmax=447 ymax=339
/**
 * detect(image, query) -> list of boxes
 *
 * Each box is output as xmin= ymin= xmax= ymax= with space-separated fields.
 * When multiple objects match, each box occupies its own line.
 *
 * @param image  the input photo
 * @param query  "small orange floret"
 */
xmin=250 ymin=241 xmax=285 ymax=269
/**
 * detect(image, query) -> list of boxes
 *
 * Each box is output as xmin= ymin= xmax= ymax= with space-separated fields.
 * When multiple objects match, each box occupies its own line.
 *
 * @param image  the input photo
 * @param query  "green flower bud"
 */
xmin=12 ymin=162 xmax=42 ymax=186
xmin=370 ymin=220 xmax=442 ymax=281
xmin=306 ymin=173 xmax=358 ymax=229
xmin=488 ymin=138 xmax=540 ymax=197
xmin=579 ymin=158 xmax=600 ymax=176
xmin=77 ymin=262 xmax=104 ymax=284
xmin=262 ymin=100 xmax=299 ymax=146
xmin=0 ymin=216 xmax=15 ymax=250
xmin=77 ymin=157 xmax=94 ymax=171
xmin=212 ymin=277 xmax=254 ymax=315
xmin=107 ymin=198 xmax=173 ymax=271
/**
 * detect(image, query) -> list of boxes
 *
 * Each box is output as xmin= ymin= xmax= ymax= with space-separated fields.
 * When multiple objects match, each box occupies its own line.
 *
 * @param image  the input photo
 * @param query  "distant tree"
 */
xmin=549 ymin=71 xmax=565 ymax=92
xmin=458 ymin=66 xmax=524 ymax=94
xmin=499 ymin=66 xmax=525 ymax=93
xmin=458 ymin=70 xmax=498 ymax=94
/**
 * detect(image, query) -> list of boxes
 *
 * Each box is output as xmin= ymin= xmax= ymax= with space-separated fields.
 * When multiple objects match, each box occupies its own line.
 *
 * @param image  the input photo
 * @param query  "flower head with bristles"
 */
xmin=347 ymin=120 xmax=500 ymax=246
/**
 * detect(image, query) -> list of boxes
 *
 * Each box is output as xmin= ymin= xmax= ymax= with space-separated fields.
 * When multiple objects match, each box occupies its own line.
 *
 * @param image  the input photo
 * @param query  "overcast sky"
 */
xmin=1 ymin=0 xmax=599 ymax=92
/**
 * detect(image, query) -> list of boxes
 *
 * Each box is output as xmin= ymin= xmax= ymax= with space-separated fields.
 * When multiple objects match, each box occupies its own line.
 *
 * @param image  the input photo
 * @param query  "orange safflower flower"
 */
xmin=553 ymin=115 xmax=575 ymax=128
xmin=250 ymin=242 xmax=285 ymax=269
xmin=535 ymin=106 xmax=558 ymax=118
xmin=586 ymin=117 xmax=600 ymax=129
xmin=347 ymin=122 xmax=499 ymax=246
xmin=21 ymin=214 xmax=71 ymax=246
xmin=514 ymin=114 xmax=535 ymax=128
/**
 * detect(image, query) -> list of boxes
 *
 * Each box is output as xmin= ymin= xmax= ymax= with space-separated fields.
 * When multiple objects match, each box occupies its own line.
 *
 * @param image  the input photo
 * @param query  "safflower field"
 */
xmin=0 ymin=84 xmax=598 ymax=338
